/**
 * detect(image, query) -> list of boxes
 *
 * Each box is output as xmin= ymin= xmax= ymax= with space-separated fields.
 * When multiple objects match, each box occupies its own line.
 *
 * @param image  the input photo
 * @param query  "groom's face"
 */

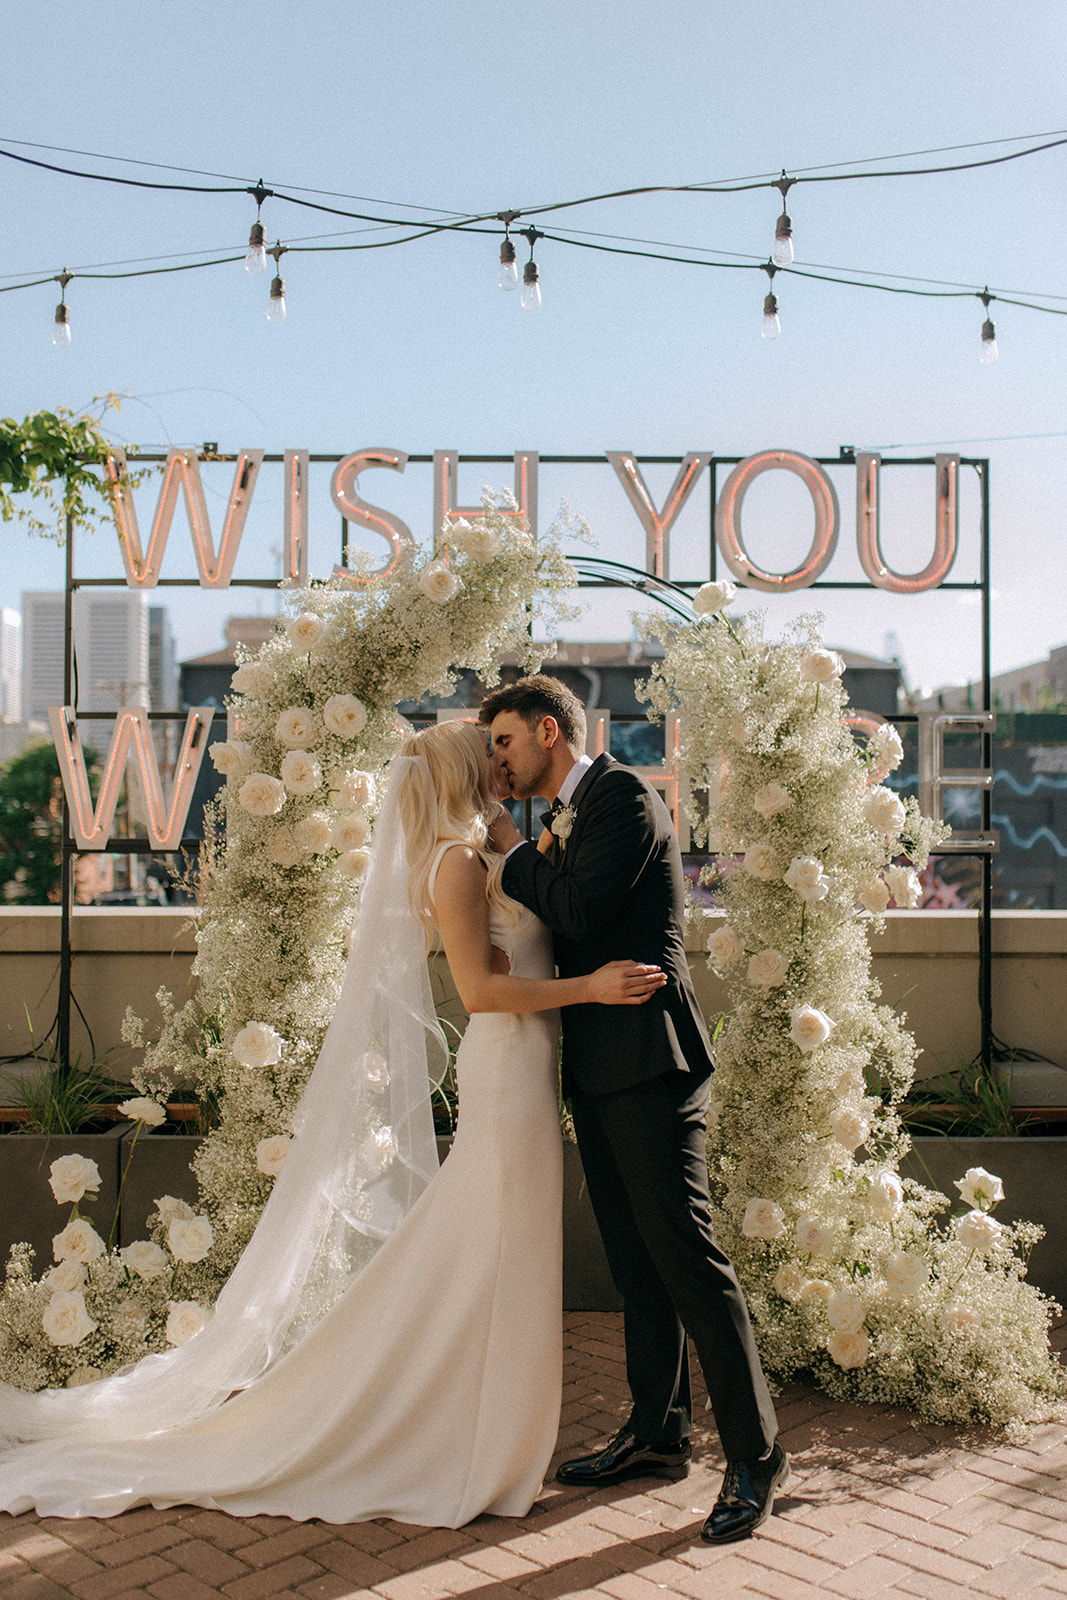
xmin=489 ymin=711 xmax=555 ymax=801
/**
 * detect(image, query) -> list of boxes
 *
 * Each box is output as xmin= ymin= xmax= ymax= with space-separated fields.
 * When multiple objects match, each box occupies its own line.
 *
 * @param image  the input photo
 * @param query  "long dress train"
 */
xmin=0 ymin=882 xmax=563 ymax=1527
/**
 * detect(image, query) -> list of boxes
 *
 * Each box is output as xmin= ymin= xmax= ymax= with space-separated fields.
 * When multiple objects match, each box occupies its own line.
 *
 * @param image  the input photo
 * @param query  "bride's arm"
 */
xmin=433 ymin=846 xmax=665 ymax=1015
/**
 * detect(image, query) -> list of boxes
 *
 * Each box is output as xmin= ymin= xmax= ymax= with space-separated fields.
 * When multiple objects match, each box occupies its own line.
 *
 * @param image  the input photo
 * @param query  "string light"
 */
xmin=267 ymin=242 xmax=287 ymax=324
xmin=520 ymin=227 xmax=542 ymax=311
xmin=979 ymin=289 xmax=999 ymax=363
xmin=761 ymin=263 xmax=780 ymax=340
xmin=771 ymin=173 xmax=795 ymax=268
xmin=497 ymin=211 xmax=520 ymax=290
xmin=245 ymin=182 xmax=272 ymax=275
xmin=52 ymin=271 xmax=72 ymax=347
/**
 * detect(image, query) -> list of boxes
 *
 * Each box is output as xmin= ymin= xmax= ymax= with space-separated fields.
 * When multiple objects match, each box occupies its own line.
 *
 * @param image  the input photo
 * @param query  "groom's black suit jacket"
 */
xmin=501 ymin=754 xmax=714 ymax=1097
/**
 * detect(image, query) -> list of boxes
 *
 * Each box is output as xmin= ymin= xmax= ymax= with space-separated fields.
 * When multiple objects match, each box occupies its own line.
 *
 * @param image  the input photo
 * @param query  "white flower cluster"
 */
xmin=1 ymin=492 xmax=579 ymax=1394
xmin=639 ymin=608 xmax=1063 ymax=1431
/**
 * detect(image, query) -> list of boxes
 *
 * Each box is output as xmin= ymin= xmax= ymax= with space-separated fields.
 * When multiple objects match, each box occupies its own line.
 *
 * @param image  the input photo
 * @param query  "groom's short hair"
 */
xmin=479 ymin=674 xmax=587 ymax=751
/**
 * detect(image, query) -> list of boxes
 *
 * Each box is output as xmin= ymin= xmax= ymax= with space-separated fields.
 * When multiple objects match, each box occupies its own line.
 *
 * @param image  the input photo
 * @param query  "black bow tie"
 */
xmin=540 ymin=796 xmax=568 ymax=830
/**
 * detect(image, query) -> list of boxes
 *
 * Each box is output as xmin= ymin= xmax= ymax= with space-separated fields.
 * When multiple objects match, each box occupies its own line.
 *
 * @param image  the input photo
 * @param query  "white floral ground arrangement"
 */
xmin=0 ymin=492 xmax=579 ymax=1392
xmin=639 ymin=586 xmax=1066 ymax=1433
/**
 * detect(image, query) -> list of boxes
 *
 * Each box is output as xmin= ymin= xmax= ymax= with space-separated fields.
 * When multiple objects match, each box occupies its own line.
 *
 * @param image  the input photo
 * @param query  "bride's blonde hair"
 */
xmin=397 ymin=720 xmax=516 ymax=940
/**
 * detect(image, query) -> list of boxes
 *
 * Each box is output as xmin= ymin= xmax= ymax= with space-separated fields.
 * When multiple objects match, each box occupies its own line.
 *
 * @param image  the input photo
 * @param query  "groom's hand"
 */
xmin=488 ymin=808 xmax=524 ymax=854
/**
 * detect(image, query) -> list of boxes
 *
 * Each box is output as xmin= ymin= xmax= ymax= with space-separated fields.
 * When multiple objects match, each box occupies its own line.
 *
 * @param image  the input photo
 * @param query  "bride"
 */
xmin=0 ymin=720 xmax=665 ymax=1527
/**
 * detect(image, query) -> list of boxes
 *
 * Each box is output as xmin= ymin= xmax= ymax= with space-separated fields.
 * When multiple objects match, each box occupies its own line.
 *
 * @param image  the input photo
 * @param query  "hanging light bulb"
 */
xmin=499 ymin=235 xmax=519 ymax=291
xmin=762 ymin=291 xmax=781 ymax=340
xmin=267 ymin=243 xmax=287 ymax=323
xmin=245 ymin=220 xmax=267 ymax=275
xmin=772 ymin=209 xmax=794 ymax=268
xmin=521 ymin=258 xmax=541 ymax=310
xmin=979 ymin=290 xmax=998 ymax=363
xmin=52 ymin=272 xmax=72 ymax=347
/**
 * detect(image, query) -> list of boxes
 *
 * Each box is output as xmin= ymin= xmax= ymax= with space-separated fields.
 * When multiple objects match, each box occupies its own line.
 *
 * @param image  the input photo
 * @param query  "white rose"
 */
xmin=337 ymin=847 xmax=372 ymax=880
xmin=118 ymin=1096 xmax=166 ymax=1127
xmin=954 ymin=1166 xmax=1004 ymax=1211
xmin=280 ymin=750 xmax=323 ymax=795
xmin=693 ymin=579 xmax=737 ymax=616
xmin=363 ymin=1052 xmax=390 ymax=1087
xmin=884 ymin=1250 xmax=929 ymax=1299
xmin=293 ymin=811 xmax=333 ymax=853
xmin=331 ymin=811 xmax=372 ymax=852
xmin=230 ymin=660 xmax=272 ymax=697
xmin=323 ymin=694 xmax=369 ymax=740
xmin=551 ymin=807 xmax=575 ymax=842
xmin=238 ymin=773 xmax=287 ymax=817
xmin=799 ymin=648 xmax=845 ymax=684
xmin=454 ymin=521 xmax=504 ymax=562
xmin=741 ymin=1198 xmax=787 ymax=1240
xmin=706 ymin=923 xmax=743 ymax=969
xmin=335 ymin=769 xmax=376 ymax=809
xmin=753 ymin=783 xmax=792 ymax=819
xmin=286 ymin=611 xmax=326 ymax=650
xmin=828 ymin=1328 xmax=870 ymax=1369
xmin=884 ymin=864 xmax=922 ymax=909
xmin=268 ymin=827 xmax=302 ymax=867
xmin=795 ymin=1214 xmax=835 ymax=1256
xmin=48 ymin=1154 xmax=102 ymax=1205
xmin=954 ymin=1209 xmax=1004 ymax=1252
xmin=859 ymin=877 xmax=891 ymax=916
xmin=784 ymin=855 xmax=831 ymax=903
xmin=168 ymin=1215 xmax=214 ymax=1264
xmin=44 ymin=1258 xmax=86 ymax=1292
xmin=747 ymin=948 xmax=789 ymax=987
xmin=942 ymin=1299 xmax=981 ymax=1336
xmin=868 ymin=1169 xmax=904 ymax=1221
xmin=255 ymin=1134 xmax=292 ymax=1177
xmin=706 ymin=1098 xmax=724 ymax=1133
xmin=831 ymin=1106 xmax=870 ymax=1152
xmin=275 ymin=707 xmax=316 ymax=749
xmin=52 ymin=1218 xmax=106 ymax=1264
xmin=66 ymin=1365 xmax=102 ymax=1387
xmin=363 ymin=1125 xmax=398 ymax=1172
xmin=773 ymin=1264 xmax=806 ymax=1301
xmin=869 ymin=724 xmax=904 ymax=771
xmin=790 ymin=1004 xmax=835 ymax=1054
xmin=742 ymin=843 xmax=778 ymax=881
xmin=154 ymin=1195 xmax=194 ymax=1226
xmin=42 ymin=1291 xmax=97 ymax=1348
xmin=232 ymin=1021 xmax=284 ymax=1070
xmin=119 ymin=1239 xmax=169 ymax=1280
xmin=797 ymin=1278 xmax=833 ymax=1306
xmin=826 ymin=1288 xmax=867 ymax=1333
xmin=210 ymin=739 xmax=253 ymax=778
xmin=863 ymin=785 xmax=906 ymax=838
xmin=418 ymin=558 xmax=462 ymax=602
xmin=165 ymin=1300 xmax=212 ymax=1346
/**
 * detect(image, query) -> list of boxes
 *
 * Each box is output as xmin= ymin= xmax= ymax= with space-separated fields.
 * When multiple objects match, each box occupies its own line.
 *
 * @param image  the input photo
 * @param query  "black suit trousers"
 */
xmin=570 ymin=1066 xmax=777 ymax=1460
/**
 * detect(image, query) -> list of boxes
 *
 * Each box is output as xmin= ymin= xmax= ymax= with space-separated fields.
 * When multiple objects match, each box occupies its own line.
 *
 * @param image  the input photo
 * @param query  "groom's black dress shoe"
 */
xmin=701 ymin=1440 xmax=790 ymax=1543
xmin=556 ymin=1426 xmax=691 ymax=1487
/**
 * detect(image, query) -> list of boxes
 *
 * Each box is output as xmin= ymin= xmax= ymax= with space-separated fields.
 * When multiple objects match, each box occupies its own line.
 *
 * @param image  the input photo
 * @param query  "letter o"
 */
xmin=715 ymin=450 xmax=839 ymax=592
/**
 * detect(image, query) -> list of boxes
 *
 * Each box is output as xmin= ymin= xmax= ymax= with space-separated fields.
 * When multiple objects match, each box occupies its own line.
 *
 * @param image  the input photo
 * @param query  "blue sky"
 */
xmin=2 ymin=0 xmax=1064 ymax=697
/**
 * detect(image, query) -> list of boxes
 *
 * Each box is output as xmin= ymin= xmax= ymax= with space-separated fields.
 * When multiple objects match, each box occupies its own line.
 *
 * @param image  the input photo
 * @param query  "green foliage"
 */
xmin=0 ymin=739 xmax=99 ymax=904
xmin=0 ymin=397 xmax=126 ymax=541
xmin=2 ymin=1056 xmax=124 ymax=1135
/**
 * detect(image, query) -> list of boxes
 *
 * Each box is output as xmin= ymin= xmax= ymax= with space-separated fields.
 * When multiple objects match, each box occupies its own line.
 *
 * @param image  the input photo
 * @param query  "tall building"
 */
xmin=22 ymin=591 xmax=151 ymax=750
xmin=0 ymin=608 xmax=21 ymax=722
xmin=149 ymin=605 xmax=179 ymax=711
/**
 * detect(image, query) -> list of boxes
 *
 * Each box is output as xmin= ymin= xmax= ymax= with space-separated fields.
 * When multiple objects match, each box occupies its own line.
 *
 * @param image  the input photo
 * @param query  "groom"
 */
xmin=480 ymin=675 xmax=787 ymax=1544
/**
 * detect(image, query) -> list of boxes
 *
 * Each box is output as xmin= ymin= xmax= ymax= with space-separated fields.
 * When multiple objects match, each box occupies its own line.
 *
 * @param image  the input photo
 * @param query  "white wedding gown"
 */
xmin=0 ymin=877 xmax=563 ymax=1527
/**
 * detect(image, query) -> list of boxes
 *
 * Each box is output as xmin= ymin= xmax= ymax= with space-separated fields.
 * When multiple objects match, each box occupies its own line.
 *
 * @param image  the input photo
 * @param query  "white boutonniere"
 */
xmin=551 ymin=804 xmax=577 ymax=852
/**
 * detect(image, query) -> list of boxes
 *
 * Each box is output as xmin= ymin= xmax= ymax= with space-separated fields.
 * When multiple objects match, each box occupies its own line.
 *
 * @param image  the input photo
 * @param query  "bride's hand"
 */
xmin=586 ymin=961 xmax=668 ymax=1006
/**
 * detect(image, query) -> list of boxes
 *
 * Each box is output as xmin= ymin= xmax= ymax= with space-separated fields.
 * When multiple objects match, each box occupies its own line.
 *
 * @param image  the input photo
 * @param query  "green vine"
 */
xmin=0 ymin=395 xmax=131 ymax=541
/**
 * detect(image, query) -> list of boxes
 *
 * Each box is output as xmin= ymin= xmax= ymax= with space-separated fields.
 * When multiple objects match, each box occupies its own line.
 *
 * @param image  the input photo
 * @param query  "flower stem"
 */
xmin=109 ymin=1123 xmax=141 ymax=1251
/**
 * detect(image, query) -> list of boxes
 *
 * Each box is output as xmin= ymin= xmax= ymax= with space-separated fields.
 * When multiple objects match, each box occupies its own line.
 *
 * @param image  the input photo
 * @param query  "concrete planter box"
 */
xmin=0 ymin=1127 xmax=126 ymax=1268
xmin=900 ymin=1136 xmax=1067 ymax=1307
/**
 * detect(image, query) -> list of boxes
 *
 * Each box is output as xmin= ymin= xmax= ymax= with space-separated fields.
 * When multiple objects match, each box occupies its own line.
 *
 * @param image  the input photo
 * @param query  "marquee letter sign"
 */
xmin=606 ymin=451 xmax=712 ymax=579
xmin=105 ymin=447 xmax=264 ymax=589
xmin=715 ymin=449 xmax=840 ymax=592
xmin=330 ymin=448 xmax=415 ymax=584
xmin=49 ymin=706 xmax=214 ymax=850
xmin=856 ymin=452 xmax=959 ymax=592
xmin=433 ymin=450 xmax=538 ymax=549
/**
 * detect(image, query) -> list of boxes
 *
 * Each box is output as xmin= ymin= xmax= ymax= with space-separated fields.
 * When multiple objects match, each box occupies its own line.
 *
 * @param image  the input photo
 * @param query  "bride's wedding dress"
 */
xmin=0 ymin=849 xmax=563 ymax=1527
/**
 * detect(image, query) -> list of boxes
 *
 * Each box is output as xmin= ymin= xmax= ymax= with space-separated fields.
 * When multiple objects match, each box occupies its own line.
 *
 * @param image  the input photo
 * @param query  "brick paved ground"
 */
xmin=2 ymin=1312 xmax=1065 ymax=1600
